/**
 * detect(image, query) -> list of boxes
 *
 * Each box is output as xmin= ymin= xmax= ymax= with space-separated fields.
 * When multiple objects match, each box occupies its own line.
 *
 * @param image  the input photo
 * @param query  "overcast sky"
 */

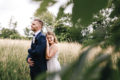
xmin=0 ymin=0 xmax=72 ymax=35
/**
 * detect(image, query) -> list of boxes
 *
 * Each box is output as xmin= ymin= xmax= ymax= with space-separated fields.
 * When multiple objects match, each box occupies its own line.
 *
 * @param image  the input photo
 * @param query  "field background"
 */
xmin=0 ymin=39 xmax=81 ymax=80
xmin=0 ymin=39 xmax=119 ymax=80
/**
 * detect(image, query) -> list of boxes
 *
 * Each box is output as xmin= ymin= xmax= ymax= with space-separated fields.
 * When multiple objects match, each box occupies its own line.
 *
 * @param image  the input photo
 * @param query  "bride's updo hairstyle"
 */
xmin=46 ymin=31 xmax=58 ymax=43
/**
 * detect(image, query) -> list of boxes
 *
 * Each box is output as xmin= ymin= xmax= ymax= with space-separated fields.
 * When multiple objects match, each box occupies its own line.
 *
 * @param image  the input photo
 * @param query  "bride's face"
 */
xmin=47 ymin=35 xmax=54 ymax=44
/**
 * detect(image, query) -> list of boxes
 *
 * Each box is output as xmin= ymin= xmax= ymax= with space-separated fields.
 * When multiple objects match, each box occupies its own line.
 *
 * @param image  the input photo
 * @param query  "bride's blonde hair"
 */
xmin=46 ymin=31 xmax=58 ymax=43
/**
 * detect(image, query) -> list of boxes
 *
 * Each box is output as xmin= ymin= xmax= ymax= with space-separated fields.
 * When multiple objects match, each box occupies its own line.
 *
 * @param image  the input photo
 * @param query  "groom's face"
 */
xmin=31 ymin=21 xmax=41 ymax=32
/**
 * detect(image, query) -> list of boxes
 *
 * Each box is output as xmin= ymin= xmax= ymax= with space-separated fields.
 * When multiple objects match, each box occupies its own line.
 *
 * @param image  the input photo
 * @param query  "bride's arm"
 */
xmin=46 ymin=40 xmax=58 ymax=60
xmin=46 ymin=39 xmax=50 ymax=59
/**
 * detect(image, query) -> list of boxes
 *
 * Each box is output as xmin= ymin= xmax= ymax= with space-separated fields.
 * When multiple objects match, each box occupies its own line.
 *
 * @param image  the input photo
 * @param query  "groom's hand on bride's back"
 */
xmin=28 ymin=58 xmax=34 ymax=67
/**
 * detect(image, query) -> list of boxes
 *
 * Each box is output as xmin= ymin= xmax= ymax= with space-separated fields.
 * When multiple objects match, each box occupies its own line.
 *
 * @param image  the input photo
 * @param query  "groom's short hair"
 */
xmin=34 ymin=19 xmax=43 ymax=28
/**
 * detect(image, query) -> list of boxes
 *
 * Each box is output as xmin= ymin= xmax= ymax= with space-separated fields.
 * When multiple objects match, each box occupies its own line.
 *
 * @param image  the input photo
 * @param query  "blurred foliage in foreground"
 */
xmin=32 ymin=0 xmax=120 ymax=80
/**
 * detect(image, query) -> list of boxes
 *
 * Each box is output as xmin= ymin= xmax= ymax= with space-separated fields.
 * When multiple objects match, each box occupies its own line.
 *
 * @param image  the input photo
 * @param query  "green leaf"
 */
xmin=83 ymin=54 xmax=110 ymax=80
xmin=61 ymin=47 xmax=93 ymax=80
xmin=110 ymin=0 xmax=120 ymax=17
xmin=72 ymin=0 xmax=109 ymax=25
xmin=34 ymin=0 xmax=56 ymax=16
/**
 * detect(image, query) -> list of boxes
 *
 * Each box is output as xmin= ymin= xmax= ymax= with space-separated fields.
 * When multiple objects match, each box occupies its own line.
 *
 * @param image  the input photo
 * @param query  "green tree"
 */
xmin=0 ymin=16 xmax=22 ymax=39
xmin=34 ymin=11 xmax=55 ymax=31
xmin=23 ymin=27 xmax=33 ymax=39
xmin=54 ymin=14 xmax=72 ymax=42
xmin=82 ymin=9 xmax=114 ymax=47
xmin=24 ymin=27 xmax=31 ymax=37
xmin=54 ymin=24 xmax=71 ymax=42
xmin=0 ymin=28 xmax=21 ymax=39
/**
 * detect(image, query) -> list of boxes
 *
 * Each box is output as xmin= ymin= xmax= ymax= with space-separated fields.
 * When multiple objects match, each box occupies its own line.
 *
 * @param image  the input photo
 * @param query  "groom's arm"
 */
xmin=28 ymin=35 xmax=46 ymax=57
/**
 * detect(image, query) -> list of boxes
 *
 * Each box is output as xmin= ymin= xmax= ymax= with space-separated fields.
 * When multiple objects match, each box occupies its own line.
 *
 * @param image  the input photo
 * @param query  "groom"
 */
xmin=26 ymin=19 xmax=47 ymax=80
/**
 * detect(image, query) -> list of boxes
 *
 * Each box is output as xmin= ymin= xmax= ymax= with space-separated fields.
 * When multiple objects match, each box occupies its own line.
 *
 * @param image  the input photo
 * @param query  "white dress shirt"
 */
xmin=34 ymin=30 xmax=41 ymax=37
xmin=32 ymin=30 xmax=41 ymax=43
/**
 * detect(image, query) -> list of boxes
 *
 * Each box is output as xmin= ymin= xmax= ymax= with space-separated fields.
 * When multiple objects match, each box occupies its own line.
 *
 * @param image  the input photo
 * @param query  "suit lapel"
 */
xmin=31 ymin=32 xmax=41 ymax=46
xmin=35 ymin=32 xmax=42 ymax=40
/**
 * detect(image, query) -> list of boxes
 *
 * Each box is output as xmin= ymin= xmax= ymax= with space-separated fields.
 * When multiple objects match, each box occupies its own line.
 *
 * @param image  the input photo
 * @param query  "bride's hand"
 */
xmin=46 ymin=38 xmax=49 ymax=46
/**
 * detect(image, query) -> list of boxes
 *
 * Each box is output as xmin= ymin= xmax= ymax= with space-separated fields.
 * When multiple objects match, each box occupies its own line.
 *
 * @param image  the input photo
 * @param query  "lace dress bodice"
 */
xmin=47 ymin=44 xmax=61 ymax=73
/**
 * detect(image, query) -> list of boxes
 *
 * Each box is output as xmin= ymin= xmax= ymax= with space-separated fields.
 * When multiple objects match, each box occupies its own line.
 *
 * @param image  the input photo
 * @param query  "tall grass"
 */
xmin=58 ymin=42 xmax=82 ymax=65
xmin=0 ymin=39 xmax=30 ymax=80
xmin=0 ymin=39 xmax=120 ymax=80
xmin=0 ymin=39 xmax=81 ymax=80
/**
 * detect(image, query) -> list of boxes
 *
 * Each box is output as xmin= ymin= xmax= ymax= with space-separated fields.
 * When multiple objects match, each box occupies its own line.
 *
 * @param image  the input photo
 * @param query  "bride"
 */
xmin=46 ymin=31 xmax=61 ymax=73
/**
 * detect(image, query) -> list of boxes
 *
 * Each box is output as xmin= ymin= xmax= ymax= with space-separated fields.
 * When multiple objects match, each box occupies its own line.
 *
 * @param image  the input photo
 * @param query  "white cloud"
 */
xmin=0 ymin=0 xmax=39 ymax=35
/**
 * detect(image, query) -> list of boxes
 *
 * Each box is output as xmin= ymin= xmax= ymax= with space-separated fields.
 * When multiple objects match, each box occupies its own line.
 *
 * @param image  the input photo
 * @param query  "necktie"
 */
xmin=32 ymin=34 xmax=35 ymax=43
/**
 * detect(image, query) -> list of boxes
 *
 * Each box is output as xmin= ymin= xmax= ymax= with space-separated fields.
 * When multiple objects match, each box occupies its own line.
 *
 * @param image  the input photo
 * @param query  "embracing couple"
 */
xmin=26 ymin=19 xmax=61 ymax=80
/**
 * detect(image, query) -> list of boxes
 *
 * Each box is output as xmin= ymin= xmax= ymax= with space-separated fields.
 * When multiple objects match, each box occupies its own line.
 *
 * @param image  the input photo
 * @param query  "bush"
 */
xmin=54 ymin=25 xmax=72 ymax=42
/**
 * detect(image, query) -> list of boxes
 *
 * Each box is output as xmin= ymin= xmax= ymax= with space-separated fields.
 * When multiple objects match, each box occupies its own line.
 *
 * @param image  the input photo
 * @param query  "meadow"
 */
xmin=0 ymin=39 xmax=81 ymax=80
xmin=0 ymin=39 xmax=119 ymax=80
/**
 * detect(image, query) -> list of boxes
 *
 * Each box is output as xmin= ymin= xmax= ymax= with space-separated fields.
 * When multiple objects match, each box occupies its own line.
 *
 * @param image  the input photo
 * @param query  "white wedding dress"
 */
xmin=47 ymin=45 xmax=61 ymax=80
xmin=47 ymin=50 xmax=61 ymax=73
